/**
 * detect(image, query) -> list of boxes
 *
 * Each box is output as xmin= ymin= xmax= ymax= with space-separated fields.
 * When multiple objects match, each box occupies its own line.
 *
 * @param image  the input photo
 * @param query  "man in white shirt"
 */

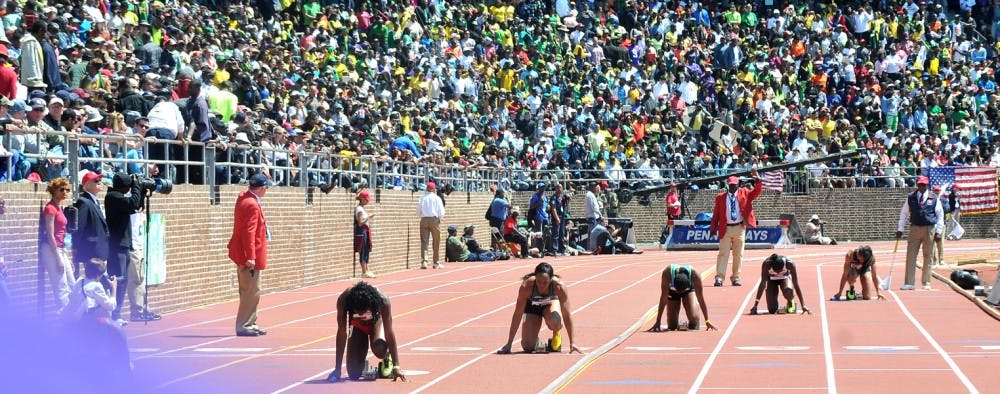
xmin=583 ymin=182 xmax=603 ymax=226
xmin=145 ymin=96 xmax=185 ymax=180
xmin=417 ymin=181 xmax=446 ymax=269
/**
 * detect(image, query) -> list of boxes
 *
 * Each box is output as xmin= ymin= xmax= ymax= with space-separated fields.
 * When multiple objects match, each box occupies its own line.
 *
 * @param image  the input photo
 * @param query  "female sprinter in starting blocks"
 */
xmin=498 ymin=262 xmax=582 ymax=354
xmin=830 ymin=246 xmax=886 ymax=301
xmin=327 ymin=282 xmax=407 ymax=382
xmin=647 ymin=264 xmax=718 ymax=331
xmin=750 ymin=254 xmax=812 ymax=314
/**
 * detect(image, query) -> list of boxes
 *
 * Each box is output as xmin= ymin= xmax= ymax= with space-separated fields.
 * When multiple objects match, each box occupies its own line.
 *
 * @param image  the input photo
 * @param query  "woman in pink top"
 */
xmin=41 ymin=177 xmax=75 ymax=311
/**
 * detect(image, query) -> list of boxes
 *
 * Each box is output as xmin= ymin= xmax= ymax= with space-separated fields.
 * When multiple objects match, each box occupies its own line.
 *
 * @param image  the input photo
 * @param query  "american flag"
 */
xmin=928 ymin=166 xmax=999 ymax=215
xmin=762 ymin=170 xmax=785 ymax=192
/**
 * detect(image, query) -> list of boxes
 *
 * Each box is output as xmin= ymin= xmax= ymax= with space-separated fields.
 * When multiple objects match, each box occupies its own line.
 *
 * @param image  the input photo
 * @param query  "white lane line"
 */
xmin=964 ymin=345 xmax=1000 ymax=350
xmin=129 ymin=264 xmax=487 ymax=339
xmin=888 ymin=290 xmax=979 ymax=393
xmin=687 ymin=278 xmax=760 ymax=394
xmin=193 ymin=347 xmax=269 ymax=353
xmin=816 ymin=263 xmax=837 ymax=394
xmin=135 ymin=264 xmax=529 ymax=362
xmin=836 ymin=368 xmax=951 ymax=371
xmin=271 ymin=261 xmax=648 ymax=394
xmin=736 ymin=346 xmax=810 ymax=351
xmin=844 ymin=345 xmax=919 ymax=351
xmin=129 ymin=348 xmax=160 ymax=353
xmin=699 ymin=387 xmax=827 ymax=391
xmin=624 ymin=346 xmax=700 ymax=351
xmin=412 ymin=267 xmax=665 ymax=394
xmin=411 ymin=347 xmax=482 ymax=352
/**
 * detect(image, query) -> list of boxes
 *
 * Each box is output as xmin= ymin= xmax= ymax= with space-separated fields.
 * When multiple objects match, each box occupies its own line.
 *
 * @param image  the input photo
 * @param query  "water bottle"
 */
xmin=63 ymin=233 xmax=72 ymax=248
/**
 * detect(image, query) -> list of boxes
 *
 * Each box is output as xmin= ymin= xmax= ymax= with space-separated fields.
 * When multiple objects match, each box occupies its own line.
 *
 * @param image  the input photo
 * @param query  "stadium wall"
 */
xmin=1 ymin=184 xmax=996 ymax=315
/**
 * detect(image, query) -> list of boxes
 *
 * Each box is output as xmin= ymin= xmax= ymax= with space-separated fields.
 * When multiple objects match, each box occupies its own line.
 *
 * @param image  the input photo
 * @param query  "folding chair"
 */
xmin=491 ymin=227 xmax=511 ymax=255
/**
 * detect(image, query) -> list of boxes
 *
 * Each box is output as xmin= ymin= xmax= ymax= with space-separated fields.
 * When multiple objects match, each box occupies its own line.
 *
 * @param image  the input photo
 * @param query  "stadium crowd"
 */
xmin=0 ymin=0 xmax=999 ymax=189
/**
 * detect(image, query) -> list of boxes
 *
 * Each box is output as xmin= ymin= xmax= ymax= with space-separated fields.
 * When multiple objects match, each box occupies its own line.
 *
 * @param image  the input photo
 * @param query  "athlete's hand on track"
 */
xmin=749 ymin=302 xmax=759 ymax=315
xmin=876 ymin=294 xmax=887 ymax=300
xmin=705 ymin=321 xmax=718 ymax=331
xmin=646 ymin=323 xmax=663 ymax=332
xmin=569 ymin=344 xmax=584 ymax=354
xmin=327 ymin=369 xmax=342 ymax=383
xmin=801 ymin=306 xmax=812 ymax=315
xmin=392 ymin=368 xmax=407 ymax=382
xmin=497 ymin=344 xmax=512 ymax=354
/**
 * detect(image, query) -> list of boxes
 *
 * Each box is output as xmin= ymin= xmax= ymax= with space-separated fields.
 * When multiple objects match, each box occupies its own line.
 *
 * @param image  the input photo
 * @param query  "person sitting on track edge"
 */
xmin=498 ymin=262 xmax=582 ymax=354
xmin=328 ymin=282 xmax=406 ymax=382
xmin=750 ymin=254 xmax=812 ymax=315
xmin=647 ymin=264 xmax=718 ymax=332
xmin=830 ymin=245 xmax=886 ymax=301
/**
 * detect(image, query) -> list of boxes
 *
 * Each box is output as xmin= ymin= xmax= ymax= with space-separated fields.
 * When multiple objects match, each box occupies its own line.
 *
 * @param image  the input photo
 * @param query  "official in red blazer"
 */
xmin=228 ymin=173 xmax=272 ymax=337
xmin=709 ymin=168 xmax=762 ymax=287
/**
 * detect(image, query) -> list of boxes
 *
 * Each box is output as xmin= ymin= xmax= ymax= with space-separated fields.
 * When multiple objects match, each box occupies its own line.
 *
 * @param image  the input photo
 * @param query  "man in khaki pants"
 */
xmin=418 ymin=182 xmax=446 ymax=269
xmin=709 ymin=169 xmax=762 ymax=287
xmin=896 ymin=176 xmax=944 ymax=291
xmin=227 ymin=173 xmax=272 ymax=336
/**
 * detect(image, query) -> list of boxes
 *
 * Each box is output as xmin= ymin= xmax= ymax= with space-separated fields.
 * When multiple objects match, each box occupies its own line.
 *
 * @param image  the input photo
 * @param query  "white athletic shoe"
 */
xmin=922 ymin=282 xmax=932 ymax=290
xmin=420 ymin=262 xmax=428 ymax=269
xmin=900 ymin=284 xmax=915 ymax=290
xmin=363 ymin=271 xmax=377 ymax=278
xmin=433 ymin=262 xmax=444 ymax=269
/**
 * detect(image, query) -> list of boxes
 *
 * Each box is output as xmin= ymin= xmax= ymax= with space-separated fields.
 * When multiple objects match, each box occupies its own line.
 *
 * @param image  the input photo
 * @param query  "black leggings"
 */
xmin=765 ymin=278 xmax=794 ymax=314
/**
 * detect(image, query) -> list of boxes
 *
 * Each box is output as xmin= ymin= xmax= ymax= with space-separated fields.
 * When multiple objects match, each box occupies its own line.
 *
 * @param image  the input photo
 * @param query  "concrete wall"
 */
xmin=1 ymin=183 xmax=997 ymax=316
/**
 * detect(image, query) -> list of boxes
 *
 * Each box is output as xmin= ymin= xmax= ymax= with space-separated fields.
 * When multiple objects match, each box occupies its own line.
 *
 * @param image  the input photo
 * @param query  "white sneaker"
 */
xmin=900 ymin=284 xmax=915 ymax=290
xmin=922 ymin=282 xmax=932 ymax=290
xmin=363 ymin=271 xmax=377 ymax=278
xmin=420 ymin=262 xmax=428 ymax=269
xmin=433 ymin=262 xmax=444 ymax=269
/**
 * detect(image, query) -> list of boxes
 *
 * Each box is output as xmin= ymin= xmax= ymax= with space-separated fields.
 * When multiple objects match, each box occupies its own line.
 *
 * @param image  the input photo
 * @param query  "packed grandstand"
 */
xmin=1 ymin=0 xmax=999 ymax=190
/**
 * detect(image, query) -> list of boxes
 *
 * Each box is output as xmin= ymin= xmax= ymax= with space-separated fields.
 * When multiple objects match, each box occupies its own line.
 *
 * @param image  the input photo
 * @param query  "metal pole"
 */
xmin=206 ymin=145 xmax=217 ymax=204
xmin=67 ymin=137 xmax=80 ymax=199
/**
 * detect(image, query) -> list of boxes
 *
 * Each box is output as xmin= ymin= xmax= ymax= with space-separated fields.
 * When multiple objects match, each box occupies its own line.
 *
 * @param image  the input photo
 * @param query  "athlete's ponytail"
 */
xmin=523 ymin=262 xmax=559 ymax=280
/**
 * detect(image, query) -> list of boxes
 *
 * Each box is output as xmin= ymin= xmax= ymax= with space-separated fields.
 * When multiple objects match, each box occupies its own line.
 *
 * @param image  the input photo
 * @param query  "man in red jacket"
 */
xmin=709 ymin=168 xmax=762 ymax=287
xmin=228 ymin=173 xmax=272 ymax=336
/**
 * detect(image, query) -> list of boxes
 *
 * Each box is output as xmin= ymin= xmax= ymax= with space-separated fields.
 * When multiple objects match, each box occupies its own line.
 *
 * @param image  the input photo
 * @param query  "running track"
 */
xmin=125 ymin=240 xmax=999 ymax=393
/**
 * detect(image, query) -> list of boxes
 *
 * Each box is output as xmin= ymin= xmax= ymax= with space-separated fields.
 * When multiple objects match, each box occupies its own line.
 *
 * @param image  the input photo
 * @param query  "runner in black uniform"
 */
xmin=328 ymin=282 xmax=407 ymax=382
xmin=750 ymin=254 xmax=811 ymax=315
xmin=648 ymin=264 xmax=717 ymax=332
xmin=498 ymin=262 xmax=582 ymax=354
xmin=831 ymin=246 xmax=886 ymax=301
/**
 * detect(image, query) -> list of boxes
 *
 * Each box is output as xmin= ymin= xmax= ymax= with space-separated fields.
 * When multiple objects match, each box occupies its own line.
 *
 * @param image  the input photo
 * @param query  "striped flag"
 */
xmin=762 ymin=170 xmax=784 ymax=192
xmin=928 ymin=166 xmax=999 ymax=215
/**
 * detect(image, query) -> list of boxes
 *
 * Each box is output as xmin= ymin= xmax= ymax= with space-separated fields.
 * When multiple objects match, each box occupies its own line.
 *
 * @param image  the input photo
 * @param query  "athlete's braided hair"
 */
xmin=522 ymin=262 xmax=560 ymax=280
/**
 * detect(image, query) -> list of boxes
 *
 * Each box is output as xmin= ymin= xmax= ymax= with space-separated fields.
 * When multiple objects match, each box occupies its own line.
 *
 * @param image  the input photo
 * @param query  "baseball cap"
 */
xmin=249 ymin=173 xmax=273 ymax=187
xmin=81 ymin=170 xmax=103 ymax=185
xmin=49 ymin=96 xmax=64 ymax=107
xmin=727 ymin=176 xmax=740 ymax=185
xmin=447 ymin=225 xmax=458 ymax=233
xmin=29 ymin=98 xmax=46 ymax=109
xmin=357 ymin=190 xmax=371 ymax=201
xmin=810 ymin=214 xmax=820 ymax=221
xmin=916 ymin=176 xmax=930 ymax=185
xmin=426 ymin=181 xmax=436 ymax=191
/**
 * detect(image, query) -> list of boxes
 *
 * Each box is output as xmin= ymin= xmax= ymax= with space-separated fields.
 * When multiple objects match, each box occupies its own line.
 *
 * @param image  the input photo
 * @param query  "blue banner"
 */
xmin=669 ymin=226 xmax=783 ymax=245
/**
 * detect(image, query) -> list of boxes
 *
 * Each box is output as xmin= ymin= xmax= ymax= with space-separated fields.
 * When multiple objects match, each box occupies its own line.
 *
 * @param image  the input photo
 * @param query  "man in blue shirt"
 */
xmin=529 ymin=183 xmax=550 ymax=255
xmin=389 ymin=133 xmax=421 ymax=159
xmin=549 ymin=184 xmax=569 ymax=255
xmin=487 ymin=189 xmax=509 ymax=230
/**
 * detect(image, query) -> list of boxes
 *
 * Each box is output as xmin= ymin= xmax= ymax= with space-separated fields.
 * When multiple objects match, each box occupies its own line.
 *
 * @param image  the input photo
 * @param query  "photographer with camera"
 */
xmin=105 ymin=172 xmax=147 ymax=323
xmin=805 ymin=215 xmax=836 ymax=245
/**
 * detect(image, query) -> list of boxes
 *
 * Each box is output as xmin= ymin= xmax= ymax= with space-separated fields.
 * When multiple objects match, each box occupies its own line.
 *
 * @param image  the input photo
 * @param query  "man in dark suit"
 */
xmin=105 ymin=172 xmax=159 ymax=322
xmin=72 ymin=171 xmax=110 ymax=277
xmin=227 ymin=173 xmax=272 ymax=337
xmin=709 ymin=168 xmax=762 ymax=287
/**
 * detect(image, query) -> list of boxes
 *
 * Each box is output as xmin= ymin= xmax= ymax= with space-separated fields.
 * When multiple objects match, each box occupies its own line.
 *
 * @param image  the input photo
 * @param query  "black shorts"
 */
xmin=667 ymin=289 xmax=692 ymax=301
xmin=524 ymin=302 xmax=549 ymax=316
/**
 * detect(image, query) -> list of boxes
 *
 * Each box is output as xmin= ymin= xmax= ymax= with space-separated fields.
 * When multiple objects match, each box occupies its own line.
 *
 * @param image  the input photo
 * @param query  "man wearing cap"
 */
xmin=895 ymin=176 xmax=944 ymax=290
xmin=528 ymin=183 xmax=551 ymax=255
xmin=227 ymin=173 xmax=272 ymax=336
xmin=709 ymin=168 xmax=762 ymax=287
xmin=72 ymin=171 xmax=110 ymax=282
xmin=805 ymin=215 xmax=836 ymax=245
xmin=417 ymin=182 xmax=445 ymax=269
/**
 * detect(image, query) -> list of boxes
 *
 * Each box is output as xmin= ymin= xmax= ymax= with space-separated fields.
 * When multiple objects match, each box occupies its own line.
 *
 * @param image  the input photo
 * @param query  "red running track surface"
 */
xmin=124 ymin=240 xmax=999 ymax=393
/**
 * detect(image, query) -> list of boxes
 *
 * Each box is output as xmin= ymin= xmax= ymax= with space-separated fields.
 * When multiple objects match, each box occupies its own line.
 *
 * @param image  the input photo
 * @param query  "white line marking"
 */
xmin=624 ymin=346 xmax=700 ymax=351
xmin=135 ymin=264 xmax=529 ymax=362
xmin=401 ymin=370 xmax=431 ymax=376
xmin=687 ymin=278 xmax=760 ymax=394
xmin=193 ymin=347 xmax=269 ymax=353
xmin=129 ymin=264 xmax=487 ymax=340
xmin=411 ymin=347 xmax=482 ymax=352
xmin=272 ymin=261 xmax=649 ymax=394
xmin=699 ymin=387 xmax=827 ymax=390
xmin=844 ymin=345 xmax=919 ymax=351
xmin=888 ymin=290 xmax=980 ymax=393
xmin=836 ymin=368 xmax=951 ymax=371
xmin=816 ymin=264 xmax=836 ymax=394
xmin=736 ymin=346 xmax=810 ymax=351
xmin=415 ymin=267 xmax=665 ymax=394
xmin=964 ymin=345 xmax=1000 ymax=350
xmin=129 ymin=348 xmax=160 ymax=353
xmin=296 ymin=348 xmax=338 ymax=352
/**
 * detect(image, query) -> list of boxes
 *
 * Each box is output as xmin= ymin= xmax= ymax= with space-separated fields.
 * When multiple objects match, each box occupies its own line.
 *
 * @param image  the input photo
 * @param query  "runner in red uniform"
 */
xmin=328 ymin=282 xmax=406 ymax=382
